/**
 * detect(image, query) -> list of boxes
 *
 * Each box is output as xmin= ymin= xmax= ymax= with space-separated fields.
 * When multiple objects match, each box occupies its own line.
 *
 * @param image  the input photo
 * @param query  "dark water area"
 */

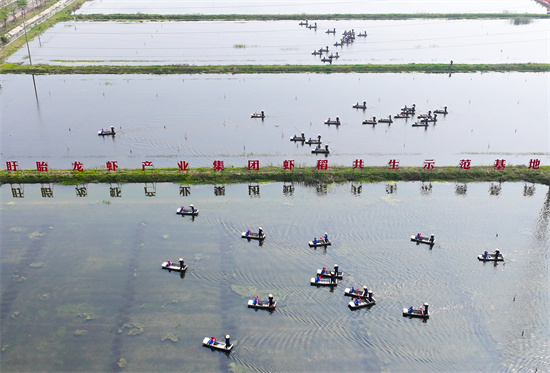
xmin=2 ymin=73 xmax=548 ymax=170
xmin=1 ymin=181 xmax=549 ymax=372
xmin=8 ymin=19 xmax=550 ymax=65
xmin=76 ymin=0 xmax=546 ymax=15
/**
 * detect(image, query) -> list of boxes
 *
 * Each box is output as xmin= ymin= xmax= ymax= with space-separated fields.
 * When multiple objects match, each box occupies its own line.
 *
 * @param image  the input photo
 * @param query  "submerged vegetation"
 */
xmin=2 ymin=63 xmax=550 ymax=75
xmin=1 ymin=165 xmax=548 ymax=185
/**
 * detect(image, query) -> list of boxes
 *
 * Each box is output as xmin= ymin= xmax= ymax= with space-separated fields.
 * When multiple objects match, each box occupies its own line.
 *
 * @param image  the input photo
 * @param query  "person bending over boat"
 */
xmin=253 ymin=296 xmax=259 ymax=305
xmin=315 ymin=275 xmax=320 ymax=283
xmin=208 ymin=336 xmax=216 ymax=345
xmin=495 ymin=249 xmax=500 ymax=257
xmin=415 ymin=233 xmax=421 ymax=240
xmin=245 ymin=230 xmax=251 ymax=237
xmin=321 ymin=267 xmax=327 ymax=274
xmin=355 ymin=297 xmax=360 ymax=306
xmin=313 ymin=237 xmax=318 ymax=244
xmin=482 ymin=251 xmax=488 ymax=259
xmin=167 ymin=260 xmax=172 ymax=267
xmin=408 ymin=306 xmax=414 ymax=314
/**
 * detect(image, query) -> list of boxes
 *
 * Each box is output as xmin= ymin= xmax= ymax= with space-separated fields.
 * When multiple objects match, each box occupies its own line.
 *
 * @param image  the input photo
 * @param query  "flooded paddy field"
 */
xmin=2 ymin=72 xmax=548 ymax=170
xmin=1 ymin=181 xmax=548 ymax=372
xmin=7 ymin=19 xmax=550 ymax=65
xmin=76 ymin=0 xmax=547 ymax=15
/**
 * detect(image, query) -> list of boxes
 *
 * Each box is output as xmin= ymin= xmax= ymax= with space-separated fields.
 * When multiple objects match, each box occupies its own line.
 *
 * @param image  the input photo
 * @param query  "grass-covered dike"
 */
xmin=1 ymin=165 xmax=548 ymax=186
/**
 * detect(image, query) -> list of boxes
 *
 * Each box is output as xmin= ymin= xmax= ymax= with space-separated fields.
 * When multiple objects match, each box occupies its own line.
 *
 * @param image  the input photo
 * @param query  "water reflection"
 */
xmin=523 ymin=183 xmax=536 ymax=197
xmin=144 ymin=182 xmax=156 ymax=197
xmin=248 ymin=184 xmax=260 ymax=198
xmin=75 ymin=184 xmax=88 ymax=197
xmin=110 ymin=183 xmax=122 ymax=197
xmin=179 ymin=185 xmax=191 ymax=196
xmin=455 ymin=183 xmax=467 ymax=196
xmin=214 ymin=185 xmax=225 ymax=196
xmin=40 ymin=183 xmax=53 ymax=198
xmin=10 ymin=184 xmax=24 ymax=198
xmin=283 ymin=183 xmax=294 ymax=196
xmin=489 ymin=182 xmax=502 ymax=196
xmin=351 ymin=182 xmax=362 ymax=195
xmin=420 ymin=182 xmax=433 ymax=196
xmin=385 ymin=183 xmax=397 ymax=194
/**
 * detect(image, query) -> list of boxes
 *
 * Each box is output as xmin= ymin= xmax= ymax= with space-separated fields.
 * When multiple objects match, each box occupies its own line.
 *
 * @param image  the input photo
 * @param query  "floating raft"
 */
xmin=251 ymin=113 xmax=265 ymax=118
xmin=311 ymin=148 xmax=330 ymax=154
xmin=202 ymin=337 xmax=233 ymax=352
xmin=241 ymin=232 xmax=266 ymax=240
xmin=349 ymin=297 xmax=376 ymax=309
xmin=161 ymin=262 xmax=188 ymax=272
xmin=412 ymin=121 xmax=429 ymax=127
xmin=98 ymin=130 xmax=115 ymax=136
xmin=344 ymin=287 xmax=366 ymax=297
xmin=176 ymin=207 xmax=199 ymax=216
xmin=378 ymin=116 xmax=393 ymax=124
xmin=410 ymin=235 xmax=435 ymax=245
xmin=311 ymin=277 xmax=338 ymax=287
xmin=317 ymin=269 xmax=342 ymax=279
xmin=305 ymin=139 xmax=321 ymax=145
xmin=357 ymin=32 xmax=367 ymax=37
xmin=394 ymin=113 xmax=410 ymax=118
xmin=247 ymin=299 xmax=277 ymax=309
xmin=362 ymin=118 xmax=377 ymax=125
xmin=308 ymin=240 xmax=331 ymax=247
xmin=402 ymin=308 xmax=429 ymax=319
xmin=433 ymin=108 xmax=448 ymax=114
xmin=290 ymin=136 xmax=306 ymax=142
xmin=324 ymin=120 xmax=340 ymax=125
xmin=352 ymin=103 xmax=367 ymax=109
xmin=478 ymin=253 xmax=504 ymax=262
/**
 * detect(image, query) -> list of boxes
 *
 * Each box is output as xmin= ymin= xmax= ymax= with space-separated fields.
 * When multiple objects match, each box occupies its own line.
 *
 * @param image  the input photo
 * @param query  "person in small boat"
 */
xmin=253 ymin=296 xmax=259 ymax=305
xmin=315 ymin=275 xmax=320 ymax=283
xmin=110 ymin=126 xmax=115 ymax=133
xmin=101 ymin=129 xmax=104 ymax=134
xmin=330 ymin=271 xmax=336 ymax=284
xmin=258 ymin=227 xmax=263 ymax=237
xmin=181 ymin=205 xmax=185 ymax=211
xmin=225 ymin=335 xmax=231 ymax=347
xmin=179 ymin=258 xmax=185 ymax=270
xmin=334 ymin=264 xmax=339 ymax=275
xmin=355 ymin=297 xmax=360 ymax=306
xmin=415 ymin=233 xmax=421 ymax=240
xmin=495 ymin=249 xmax=500 ymax=258
xmin=325 ymin=144 xmax=329 ymax=151
xmin=324 ymin=233 xmax=329 ymax=242
xmin=268 ymin=294 xmax=274 ymax=307
xmin=301 ymin=132 xmax=304 ymax=139
xmin=336 ymin=116 xmax=340 ymax=123
xmin=482 ymin=251 xmax=488 ymax=258
xmin=327 ymin=117 xmax=331 ymax=123
xmin=190 ymin=204 xmax=195 ymax=213
xmin=313 ymin=237 xmax=317 ymax=244
xmin=321 ymin=267 xmax=326 ymax=275
xmin=317 ymin=134 xmax=321 ymax=142
xmin=246 ymin=230 xmax=251 ymax=236
xmin=408 ymin=306 xmax=414 ymax=313
xmin=429 ymin=234 xmax=435 ymax=243
xmin=208 ymin=336 xmax=216 ymax=345
xmin=167 ymin=260 xmax=172 ymax=267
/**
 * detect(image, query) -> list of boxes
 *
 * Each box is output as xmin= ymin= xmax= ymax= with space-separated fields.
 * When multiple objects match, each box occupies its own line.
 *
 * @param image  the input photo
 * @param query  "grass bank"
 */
xmin=70 ymin=13 xmax=550 ymax=22
xmin=1 ymin=165 xmax=548 ymax=186
xmin=2 ymin=63 xmax=550 ymax=75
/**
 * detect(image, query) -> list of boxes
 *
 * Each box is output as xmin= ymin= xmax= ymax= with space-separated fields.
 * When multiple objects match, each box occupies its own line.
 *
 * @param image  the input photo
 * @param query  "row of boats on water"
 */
xmin=411 ymin=233 xmax=505 ymax=262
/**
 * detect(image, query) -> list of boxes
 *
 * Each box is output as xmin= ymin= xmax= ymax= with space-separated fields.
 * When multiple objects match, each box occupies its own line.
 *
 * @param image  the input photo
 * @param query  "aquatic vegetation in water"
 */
xmin=2 ymin=344 xmax=11 ymax=352
xmin=39 ymin=293 xmax=50 ymax=300
xmin=28 ymin=231 xmax=45 ymax=240
xmin=12 ymin=275 xmax=26 ymax=282
xmin=10 ymin=311 xmax=20 ymax=319
xmin=9 ymin=226 xmax=25 ymax=232
xmin=29 ymin=262 xmax=45 ymax=268
xmin=229 ymin=362 xmax=254 ymax=373
xmin=76 ymin=312 xmax=97 ymax=321
xmin=56 ymin=303 xmax=98 ymax=318
xmin=231 ymin=285 xmax=258 ymax=298
xmin=117 ymin=358 xmax=128 ymax=368
xmin=161 ymin=234 xmax=169 ymax=240
xmin=161 ymin=333 xmax=179 ymax=343
xmin=73 ymin=329 xmax=88 ymax=336
xmin=120 ymin=323 xmax=144 ymax=336
xmin=161 ymin=300 xmax=178 ymax=310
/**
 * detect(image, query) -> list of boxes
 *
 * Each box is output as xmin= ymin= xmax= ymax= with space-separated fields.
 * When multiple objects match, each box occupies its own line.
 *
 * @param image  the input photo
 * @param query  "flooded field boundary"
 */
xmin=2 ymin=63 xmax=550 ymax=74
xmin=70 ymin=13 xmax=550 ymax=21
xmin=1 ymin=166 xmax=548 ymax=185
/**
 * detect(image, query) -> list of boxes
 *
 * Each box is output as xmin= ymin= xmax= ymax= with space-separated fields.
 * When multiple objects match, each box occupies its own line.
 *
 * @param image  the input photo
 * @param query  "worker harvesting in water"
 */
xmin=258 ymin=227 xmax=263 ymax=237
xmin=225 ymin=335 xmax=230 ymax=347
xmin=268 ymin=294 xmax=274 ymax=307
xmin=179 ymin=258 xmax=185 ymax=270
xmin=208 ymin=336 xmax=216 ymax=345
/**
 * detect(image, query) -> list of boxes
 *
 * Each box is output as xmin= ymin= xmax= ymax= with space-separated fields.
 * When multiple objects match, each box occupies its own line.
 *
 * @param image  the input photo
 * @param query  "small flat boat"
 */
xmin=334 ymin=41 xmax=343 ymax=47
xmin=161 ymin=262 xmax=188 ymax=272
xmin=290 ymin=136 xmax=306 ymax=142
xmin=299 ymin=21 xmax=308 ymax=26
xmin=362 ymin=118 xmax=377 ymax=125
xmin=324 ymin=119 xmax=340 ymax=125
xmin=328 ymin=53 xmax=339 ymax=59
xmin=311 ymin=277 xmax=338 ymax=287
xmin=357 ymin=32 xmax=367 ymax=37
xmin=349 ymin=296 xmax=376 ymax=309
xmin=412 ymin=121 xmax=429 ymax=127
xmin=202 ymin=337 xmax=233 ymax=352
xmin=98 ymin=126 xmax=116 ymax=136
xmin=410 ymin=234 xmax=435 ymax=245
xmin=242 ymin=232 xmax=266 ymax=240
xmin=352 ymin=102 xmax=367 ymax=109
xmin=478 ymin=252 xmax=504 ymax=262
xmin=308 ymin=239 xmax=331 ymax=247
xmin=251 ymin=112 xmax=265 ymax=119
xmin=311 ymin=147 xmax=330 ymax=154
xmin=312 ymin=50 xmax=322 ymax=55
xmin=305 ymin=138 xmax=322 ymax=145
xmin=321 ymin=57 xmax=333 ymax=63
xmin=344 ymin=287 xmax=367 ymax=298
xmin=378 ymin=115 xmax=393 ymax=124
xmin=394 ymin=113 xmax=410 ymax=119
xmin=307 ymin=24 xmax=317 ymax=29
xmin=325 ymin=29 xmax=336 ymax=34
xmin=317 ymin=269 xmax=342 ymax=279
xmin=403 ymin=303 xmax=430 ymax=319
xmin=433 ymin=107 xmax=448 ymax=115
xmin=401 ymin=104 xmax=416 ymax=114
xmin=176 ymin=207 xmax=199 ymax=216
xmin=247 ymin=299 xmax=277 ymax=310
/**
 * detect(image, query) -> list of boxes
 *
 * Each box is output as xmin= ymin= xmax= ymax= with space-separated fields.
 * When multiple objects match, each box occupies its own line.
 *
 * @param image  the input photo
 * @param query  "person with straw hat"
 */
xmin=179 ymin=258 xmax=185 ymax=270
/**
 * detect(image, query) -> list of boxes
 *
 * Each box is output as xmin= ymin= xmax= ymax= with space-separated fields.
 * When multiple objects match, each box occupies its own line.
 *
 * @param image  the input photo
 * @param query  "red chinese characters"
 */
xmin=317 ymin=160 xmax=328 ymax=170
xmin=353 ymin=159 xmax=364 ymax=169
xmin=213 ymin=160 xmax=224 ymax=171
xmin=459 ymin=159 xmax=471 ymax=170
xmin=72 ymin=161 xmax=84 ymax=172
xmin=494 ymin=159 xmax=506 ymax=171
xmin=528 ymin=159 xmax=540 ymax=169
xmin=5 ymin=161 xmax=18 ymax=171
xmin=177 ymin=161 xmax=189 ymax=171
xmin=106 ymin=161 xmax=118 ymax=171
xmin=423 ymin=159 xmax=435 ymax=170
xmin=142 ymin=161 xmax=154 ymax=171
xmin=248 ymin=160 xmax=259 ymax=171
xmin=36 ymin=161 xmax=48 ymax=172
xmin=283 ymin=160 xmax=294 ymax=170
xmin=388 ymin=159 xmax=399 ymax=170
